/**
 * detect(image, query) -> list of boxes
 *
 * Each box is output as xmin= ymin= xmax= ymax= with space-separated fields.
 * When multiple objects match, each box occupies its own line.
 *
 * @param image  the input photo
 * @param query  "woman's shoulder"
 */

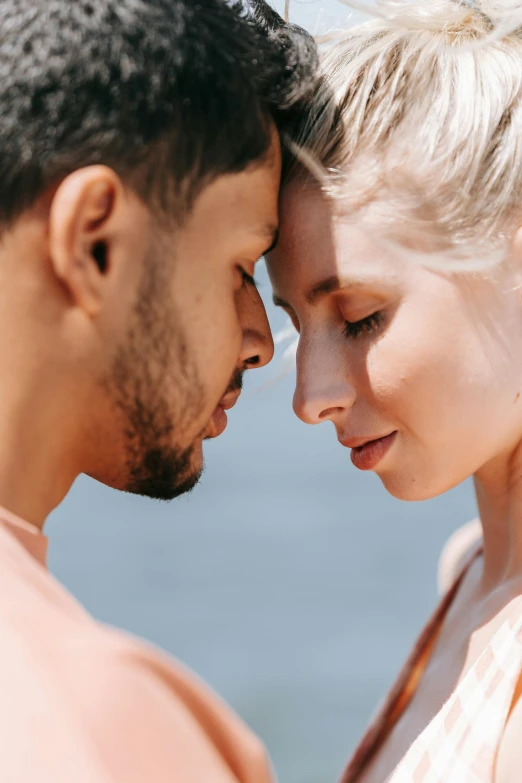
xmin=496 ymin=690 xmax=522 ymax=783
xmin=436 ymin=518 xmax=483 ymax=596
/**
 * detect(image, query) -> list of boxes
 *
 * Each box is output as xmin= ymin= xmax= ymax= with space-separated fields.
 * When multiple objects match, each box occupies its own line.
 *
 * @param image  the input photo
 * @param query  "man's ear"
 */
xmin=48 ymin=166 xmax=129 ymax=316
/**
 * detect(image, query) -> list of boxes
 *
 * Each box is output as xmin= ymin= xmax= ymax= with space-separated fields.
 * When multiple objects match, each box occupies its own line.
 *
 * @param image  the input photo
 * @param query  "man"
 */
xmin=0 ymin=1 xmax=317 ymax=781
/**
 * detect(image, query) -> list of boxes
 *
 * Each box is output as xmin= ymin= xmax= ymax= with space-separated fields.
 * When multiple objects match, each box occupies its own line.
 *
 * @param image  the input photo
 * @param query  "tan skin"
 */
xmin=267 ymin=181 xmax=522 ymax=783
xmin=0 ymin=132 xmax=280 ymax=528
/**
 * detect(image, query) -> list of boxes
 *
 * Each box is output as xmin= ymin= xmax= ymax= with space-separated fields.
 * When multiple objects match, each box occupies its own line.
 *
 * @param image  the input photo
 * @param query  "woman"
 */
xmin=267 ymin=1 xmax=522 ymax=781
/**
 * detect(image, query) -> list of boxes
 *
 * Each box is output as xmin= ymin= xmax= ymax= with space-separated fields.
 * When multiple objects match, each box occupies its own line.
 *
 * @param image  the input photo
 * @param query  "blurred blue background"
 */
xmin=47 ymin=4 xmax=477 ymax=783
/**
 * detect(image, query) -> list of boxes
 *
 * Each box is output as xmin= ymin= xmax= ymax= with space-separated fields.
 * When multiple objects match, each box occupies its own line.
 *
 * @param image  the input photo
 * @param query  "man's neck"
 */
xmin=0 ymin=386 xmax=80 ymax=529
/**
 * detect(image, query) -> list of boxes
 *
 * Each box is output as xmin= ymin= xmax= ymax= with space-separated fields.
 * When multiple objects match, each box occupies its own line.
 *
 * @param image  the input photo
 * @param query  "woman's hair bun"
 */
xmin=355 ymin=0 xmax=522 ymax=41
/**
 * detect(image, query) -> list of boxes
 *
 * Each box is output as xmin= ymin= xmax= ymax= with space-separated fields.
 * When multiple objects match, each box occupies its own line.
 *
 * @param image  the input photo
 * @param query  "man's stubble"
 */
xmin=108 ymin=245 xmax=206 ymax=501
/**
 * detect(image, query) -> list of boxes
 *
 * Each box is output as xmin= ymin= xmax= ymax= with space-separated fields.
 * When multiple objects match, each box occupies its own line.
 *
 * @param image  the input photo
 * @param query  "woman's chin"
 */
xmin=378 ymin=471 xmax=448 ymax=502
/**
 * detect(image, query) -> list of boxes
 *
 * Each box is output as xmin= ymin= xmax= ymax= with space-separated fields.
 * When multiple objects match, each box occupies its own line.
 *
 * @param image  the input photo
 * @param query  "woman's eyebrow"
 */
xmin=272 ymin=276 xmax=366 ymax=308
xmin=305 ymin=275 xmax=344 ymax=304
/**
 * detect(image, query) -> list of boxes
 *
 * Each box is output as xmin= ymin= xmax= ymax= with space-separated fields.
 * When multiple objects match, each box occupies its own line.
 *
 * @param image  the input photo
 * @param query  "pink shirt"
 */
xmin=0 ymin=509 xmax=274 ymax=783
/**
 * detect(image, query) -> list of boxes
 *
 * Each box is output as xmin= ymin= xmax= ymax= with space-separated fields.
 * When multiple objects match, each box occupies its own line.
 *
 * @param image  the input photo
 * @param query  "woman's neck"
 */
xmin=474 ymin=439 xmax=522 ymax=590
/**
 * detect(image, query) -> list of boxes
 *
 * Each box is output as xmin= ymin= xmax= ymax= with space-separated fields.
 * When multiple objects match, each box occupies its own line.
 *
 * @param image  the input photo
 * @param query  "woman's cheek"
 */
xmin=364 ymin=328 xmax=440 ymax=420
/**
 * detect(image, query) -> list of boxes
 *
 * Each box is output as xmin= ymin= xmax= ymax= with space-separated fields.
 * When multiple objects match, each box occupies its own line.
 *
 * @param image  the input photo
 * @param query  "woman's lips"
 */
xmin=341 ymin=431 xmax=398 ymax=471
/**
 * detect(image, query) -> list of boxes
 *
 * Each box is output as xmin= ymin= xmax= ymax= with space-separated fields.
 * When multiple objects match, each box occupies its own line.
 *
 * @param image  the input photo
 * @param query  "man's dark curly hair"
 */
xmin=0 ymin=0 xmax=318 ymax=225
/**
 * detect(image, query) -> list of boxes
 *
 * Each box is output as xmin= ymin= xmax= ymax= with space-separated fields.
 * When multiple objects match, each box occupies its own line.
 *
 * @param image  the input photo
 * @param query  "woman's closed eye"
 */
xmin=342 ymin=311 xmax=384 ymax=339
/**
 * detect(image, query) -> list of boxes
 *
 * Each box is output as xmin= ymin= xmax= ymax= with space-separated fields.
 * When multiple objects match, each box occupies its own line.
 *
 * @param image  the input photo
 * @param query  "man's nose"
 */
xmin=293 ymin=339 xmax=355 ymax=425
xmin=240 ymin=326 xmax=274 ymax=369
xmin=237 ymin=286 xmax=274 ymax=370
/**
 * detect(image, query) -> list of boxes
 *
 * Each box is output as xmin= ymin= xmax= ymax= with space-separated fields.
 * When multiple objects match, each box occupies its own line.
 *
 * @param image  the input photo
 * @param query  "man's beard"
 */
xmin=108 ymin=256 xmax=206 ymax=501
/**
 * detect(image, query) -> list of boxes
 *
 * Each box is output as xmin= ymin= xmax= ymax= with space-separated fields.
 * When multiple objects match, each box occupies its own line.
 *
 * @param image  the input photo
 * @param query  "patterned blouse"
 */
xmin=341 ymin=546 xmax=522 ymax=782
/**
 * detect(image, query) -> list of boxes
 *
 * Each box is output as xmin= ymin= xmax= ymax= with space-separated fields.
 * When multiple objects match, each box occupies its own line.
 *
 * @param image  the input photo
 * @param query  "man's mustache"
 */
xmin=224 ymin=367 xmax=244 ymax=396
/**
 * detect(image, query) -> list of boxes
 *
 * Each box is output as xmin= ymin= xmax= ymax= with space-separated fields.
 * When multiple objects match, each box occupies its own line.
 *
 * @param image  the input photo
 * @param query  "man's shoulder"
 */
xmin=63 ymin=623 xmax=213 ymax=722
xmin=55 ymin=624 xmax=272 ymax=783
xmin=0 ymin=524 xmax=272 ymax=782
xmin=0 ymin=572 xmax=271 ymax=783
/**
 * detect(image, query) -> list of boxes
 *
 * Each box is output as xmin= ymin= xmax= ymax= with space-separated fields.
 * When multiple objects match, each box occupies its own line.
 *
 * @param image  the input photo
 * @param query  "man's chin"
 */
xmin=202 ymin=405 xmax=228 ymax=440
xmin=125 ymin=443 xmax=204 ymax=501
xmin=127 ymin=465 xmax=203 ymax=501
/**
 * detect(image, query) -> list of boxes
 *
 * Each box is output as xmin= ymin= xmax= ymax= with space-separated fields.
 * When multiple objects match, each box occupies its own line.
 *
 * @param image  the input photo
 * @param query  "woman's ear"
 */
xmin=48 ymin=166 xmax=126 ymax=316
xmin=509 ymin=226 xmax=522 ymax=295
xmin=512 ymin=225 xmax=522 ymax=264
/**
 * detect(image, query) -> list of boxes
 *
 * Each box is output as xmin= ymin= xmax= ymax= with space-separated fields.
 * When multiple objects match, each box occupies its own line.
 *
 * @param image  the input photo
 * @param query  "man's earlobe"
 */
xmin=48 ymin=166 xmax=121 ymax=316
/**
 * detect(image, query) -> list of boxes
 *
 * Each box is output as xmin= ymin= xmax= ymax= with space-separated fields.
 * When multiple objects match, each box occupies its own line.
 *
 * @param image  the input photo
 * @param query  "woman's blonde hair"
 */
xmin=288 ymin=0 xmax=522 ymax=267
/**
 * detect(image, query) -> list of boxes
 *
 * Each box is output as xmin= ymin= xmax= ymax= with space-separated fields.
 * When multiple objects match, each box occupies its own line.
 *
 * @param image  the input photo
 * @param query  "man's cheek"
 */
xmin=206 ymin=318 xmax=241 ymax=379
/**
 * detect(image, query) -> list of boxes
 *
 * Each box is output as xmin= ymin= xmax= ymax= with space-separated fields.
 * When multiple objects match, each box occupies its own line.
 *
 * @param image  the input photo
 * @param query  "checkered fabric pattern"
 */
xmin=387 ymin=604 xmax=522 ymax=782
xmin=341 ymin=548 xmax=522 ymax=783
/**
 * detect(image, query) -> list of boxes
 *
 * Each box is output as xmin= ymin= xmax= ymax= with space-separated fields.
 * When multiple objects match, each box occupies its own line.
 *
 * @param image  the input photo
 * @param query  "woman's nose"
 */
xmin=293 ymin=339 xmax=355 ymax=425
xmin=237 ymin=284 xmax=274 ymax=370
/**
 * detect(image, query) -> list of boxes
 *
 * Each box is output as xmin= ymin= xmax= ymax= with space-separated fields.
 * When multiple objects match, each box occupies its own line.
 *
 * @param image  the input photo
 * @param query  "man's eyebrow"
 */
xmin=273 ymin=293 xmax=290 ymax=308
xmin=261 ymin=227 xmax=279 ymax=257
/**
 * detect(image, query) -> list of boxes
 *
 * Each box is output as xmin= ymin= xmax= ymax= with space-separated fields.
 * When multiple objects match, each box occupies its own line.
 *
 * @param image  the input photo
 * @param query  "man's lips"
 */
xmin=204 ymin=389 xmax=242 ymax=439
xmin=218 ymin=389 xmax=242 ymax=411
xmin=339 ymin=431 xmax=398 ymax=471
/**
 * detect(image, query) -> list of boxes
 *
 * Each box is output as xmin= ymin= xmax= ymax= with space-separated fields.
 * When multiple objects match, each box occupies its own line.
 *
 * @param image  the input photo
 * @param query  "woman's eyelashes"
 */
xmin=342 ymin=311 xmax=384 ymax=339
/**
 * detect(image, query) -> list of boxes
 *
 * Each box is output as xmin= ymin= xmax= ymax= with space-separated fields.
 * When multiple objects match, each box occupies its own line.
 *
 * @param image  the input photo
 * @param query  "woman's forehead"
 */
xmin=272 ymin=190 xmax=405 ymax=284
